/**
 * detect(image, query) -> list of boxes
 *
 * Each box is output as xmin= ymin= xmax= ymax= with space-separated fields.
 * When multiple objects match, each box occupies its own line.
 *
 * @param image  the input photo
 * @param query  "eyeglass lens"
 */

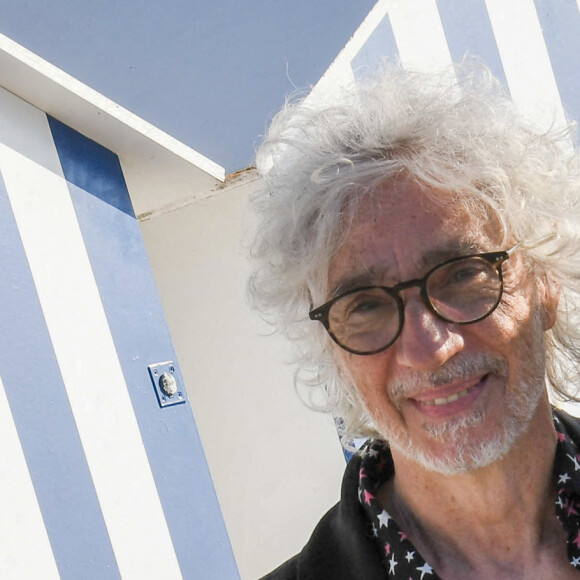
xmin=327 ymin=256 xmax=502 ymax=354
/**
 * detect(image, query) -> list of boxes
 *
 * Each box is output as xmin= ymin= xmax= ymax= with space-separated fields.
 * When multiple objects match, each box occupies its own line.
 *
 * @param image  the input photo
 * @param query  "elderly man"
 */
xmin=250 ymin=62 xmax=580 ymax=579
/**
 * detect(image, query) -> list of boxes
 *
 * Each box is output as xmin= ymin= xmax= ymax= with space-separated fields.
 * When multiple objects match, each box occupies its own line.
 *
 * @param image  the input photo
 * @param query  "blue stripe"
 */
xmin=48 ymin=119 xmax=135 ymax=217
xmin=533 ymin=0 xmax=580 ymax=123
xmin=351 ymin=13 xmax=399 ymax=79
xmin=0 ymin=171 xmax=121 ymax=579
xmin=436 ymin=0 xmax=508 ymax=88
xmin=48 ymin=116 xmax=240 ymax=580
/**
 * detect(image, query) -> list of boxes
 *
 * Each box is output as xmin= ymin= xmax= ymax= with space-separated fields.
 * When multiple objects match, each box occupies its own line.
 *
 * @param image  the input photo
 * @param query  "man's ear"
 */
xmin=538 ymin=271 xmax=561 ymax=331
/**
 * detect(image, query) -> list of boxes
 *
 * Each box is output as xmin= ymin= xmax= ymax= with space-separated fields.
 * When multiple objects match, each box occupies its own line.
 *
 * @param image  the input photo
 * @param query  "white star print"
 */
xmin=567 ymin=454 xmax=580 ymax=471
xmin=417 ymin=562 xmax=433 ymax=579
xmin=377 ymin=510 xmax=391 ymax=528
xmin=572 ymin=556 xmax=580 ymax=567
xmin=559 ymin=472 xmax=571 ymax=484
xmin=372 ymin=524 xmax=378 ymax=537
xmin=557 ymin=496 xmax=565 ymax=509
xmin=388 ymin=554 xmax=398 ymax=574
xmin=405 ymin=551 xmax=415 ymax=562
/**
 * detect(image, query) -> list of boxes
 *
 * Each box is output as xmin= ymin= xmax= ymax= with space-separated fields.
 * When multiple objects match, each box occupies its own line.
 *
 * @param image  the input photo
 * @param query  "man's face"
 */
xmin=328 ymin=179 xmax=558 ymax=473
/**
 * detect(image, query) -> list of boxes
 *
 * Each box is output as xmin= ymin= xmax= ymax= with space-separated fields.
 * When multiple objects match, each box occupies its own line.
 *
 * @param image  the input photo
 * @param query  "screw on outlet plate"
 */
xmin=159 ymin=372 xmax=178 ymax=397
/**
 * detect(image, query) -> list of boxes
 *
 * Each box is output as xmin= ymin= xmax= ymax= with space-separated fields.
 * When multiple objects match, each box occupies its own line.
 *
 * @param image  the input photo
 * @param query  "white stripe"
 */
xmin=0 ymin=88 xmax=183 ymax=580
xmin=386 ymin=0 xmax=453 ymax=72
xmin=0 ymin=377 xmax=61 ymax=579
xmin=305 ymin=0 xmax=389 ymax=106
xmin=306 ymin=0 xmax=454 ymax=107
xmin=485 ymin=0 xmax=571 ymax=140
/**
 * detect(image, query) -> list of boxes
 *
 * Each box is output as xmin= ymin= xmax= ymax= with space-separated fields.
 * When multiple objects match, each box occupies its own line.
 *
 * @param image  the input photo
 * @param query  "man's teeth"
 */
xmin=422 ymin=385 xmax=475 ymax=406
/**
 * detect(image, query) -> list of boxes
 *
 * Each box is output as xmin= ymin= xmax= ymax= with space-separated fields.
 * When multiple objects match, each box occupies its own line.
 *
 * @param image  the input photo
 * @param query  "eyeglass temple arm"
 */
xmin=507 ymin=231 xmax=558 ymax=256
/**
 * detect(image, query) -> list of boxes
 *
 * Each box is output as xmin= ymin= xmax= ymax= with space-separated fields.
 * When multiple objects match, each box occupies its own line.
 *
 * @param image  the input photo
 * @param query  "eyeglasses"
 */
xmin=309 ymin=245 xmax=520 ymax=355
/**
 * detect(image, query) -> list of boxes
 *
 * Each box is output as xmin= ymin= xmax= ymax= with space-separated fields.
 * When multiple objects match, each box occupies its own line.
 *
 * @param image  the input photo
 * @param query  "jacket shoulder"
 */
xmin=259 ymin=452 xmax=386 ymax=579
xmin=260 ymin=555 xmax=299 ymax=580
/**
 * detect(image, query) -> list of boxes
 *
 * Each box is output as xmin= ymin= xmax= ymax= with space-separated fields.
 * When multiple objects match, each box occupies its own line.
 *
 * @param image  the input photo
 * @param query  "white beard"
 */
xmin=380 ymin=316 xmax=547 ymax=474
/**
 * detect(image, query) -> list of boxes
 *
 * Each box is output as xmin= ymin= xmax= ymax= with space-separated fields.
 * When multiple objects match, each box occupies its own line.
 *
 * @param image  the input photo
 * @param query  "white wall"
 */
xmin=139 ymin=174 xmax=346 ymax=579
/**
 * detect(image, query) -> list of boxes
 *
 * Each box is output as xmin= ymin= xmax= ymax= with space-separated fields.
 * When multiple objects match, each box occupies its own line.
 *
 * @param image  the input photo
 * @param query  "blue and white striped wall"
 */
xmin=0 ymin=86 xmax=239 ymax=579
xmin=311 ymin=0 xmax=580 ymax=136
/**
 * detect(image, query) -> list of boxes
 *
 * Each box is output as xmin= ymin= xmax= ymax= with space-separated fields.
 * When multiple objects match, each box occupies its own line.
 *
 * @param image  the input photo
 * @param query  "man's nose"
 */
xmin=393 ymin=292 xmax=464 ymax=371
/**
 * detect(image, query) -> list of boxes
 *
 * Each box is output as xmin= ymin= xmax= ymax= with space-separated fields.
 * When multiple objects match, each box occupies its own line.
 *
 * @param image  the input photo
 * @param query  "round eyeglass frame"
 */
xmin=309 ymin=247 xmax=515 ymax=356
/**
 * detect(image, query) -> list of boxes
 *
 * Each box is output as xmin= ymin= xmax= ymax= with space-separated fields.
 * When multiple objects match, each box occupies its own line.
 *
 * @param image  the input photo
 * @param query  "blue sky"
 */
xmin=0 ymin=0 xmax=375 ymax=172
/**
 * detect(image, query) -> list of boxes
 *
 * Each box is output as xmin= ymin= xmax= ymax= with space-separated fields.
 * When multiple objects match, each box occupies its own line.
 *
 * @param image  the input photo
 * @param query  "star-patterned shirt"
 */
xmin=357 ymin=411 xmax=580 ymax=579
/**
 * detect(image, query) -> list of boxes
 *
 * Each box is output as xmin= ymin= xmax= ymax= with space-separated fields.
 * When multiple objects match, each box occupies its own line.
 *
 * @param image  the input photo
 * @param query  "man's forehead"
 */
xmin=328 ymin=179 xmax=504 ymax=293
xmin=346 ymin=180 xmax=491 ymax=235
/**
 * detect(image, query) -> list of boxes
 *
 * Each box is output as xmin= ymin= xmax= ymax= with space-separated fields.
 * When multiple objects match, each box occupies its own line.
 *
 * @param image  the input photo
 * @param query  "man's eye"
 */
xmin=342 ymin=291 xmax=395 ymax=317
xmin=439 ymin=261 xmax=489 ymax=287
xmin=350 ymin=299 xmax=382 ymax=313
xmin=449 ymin=266 xmax=480 ymax=283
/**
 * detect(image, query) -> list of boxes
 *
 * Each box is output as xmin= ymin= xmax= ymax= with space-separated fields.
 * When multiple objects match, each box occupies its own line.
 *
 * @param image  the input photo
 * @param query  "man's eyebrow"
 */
xmin=418 ymin=239 xmax=481 ymax=269
xmin=331 ymin=269 xmax=382 ymax=298
xmin=330 ymin=239 xmax=481 ymax=298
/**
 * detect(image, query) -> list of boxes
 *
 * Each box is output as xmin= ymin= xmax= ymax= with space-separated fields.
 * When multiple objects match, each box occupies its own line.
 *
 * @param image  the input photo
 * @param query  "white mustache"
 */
xmin=389 ymin=353 xmax=509 ymax=400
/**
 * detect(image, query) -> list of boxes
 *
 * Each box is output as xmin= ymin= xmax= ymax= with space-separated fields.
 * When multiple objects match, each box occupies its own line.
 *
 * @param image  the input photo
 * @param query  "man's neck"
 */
xmin=377 ymin=396 xmax=570 ymax=579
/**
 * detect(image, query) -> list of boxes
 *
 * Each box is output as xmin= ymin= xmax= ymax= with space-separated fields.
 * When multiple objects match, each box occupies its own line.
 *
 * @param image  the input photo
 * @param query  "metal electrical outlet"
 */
xmin=148 ymin=361 xmax=187 ymax=408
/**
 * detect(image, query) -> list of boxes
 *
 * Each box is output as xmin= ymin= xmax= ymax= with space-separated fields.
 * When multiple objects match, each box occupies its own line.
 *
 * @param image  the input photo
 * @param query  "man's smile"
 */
xmin=407 ymin=375 xmax=489 ymax=420
xmin=419 ymin=382 xmax=481 ymax=407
